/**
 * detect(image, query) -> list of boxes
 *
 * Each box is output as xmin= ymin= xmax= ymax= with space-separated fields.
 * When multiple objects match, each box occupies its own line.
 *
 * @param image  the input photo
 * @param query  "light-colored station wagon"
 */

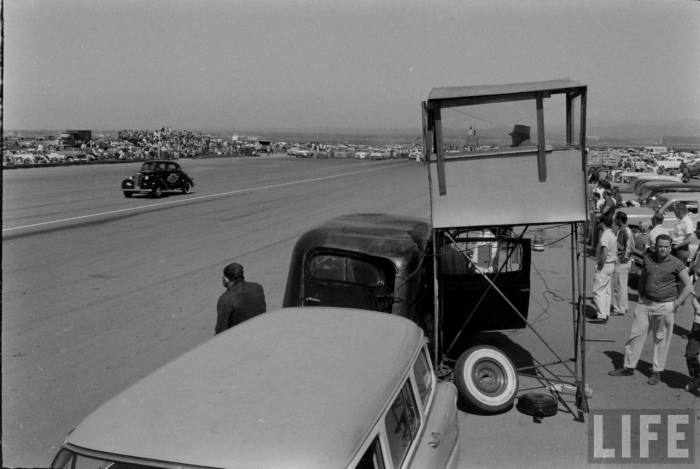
xmin=51 ymin=308 xmax=459 ymax=469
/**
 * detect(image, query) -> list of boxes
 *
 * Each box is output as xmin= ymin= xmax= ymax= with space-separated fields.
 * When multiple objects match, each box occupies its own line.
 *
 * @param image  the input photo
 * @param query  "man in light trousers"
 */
xmin=590 ymin=214 xmax=617 ymax=323
xmin=612 ymin=211 xmax=634 ymax=316
xmin=609 ymin=234 xmax=693 ymax=385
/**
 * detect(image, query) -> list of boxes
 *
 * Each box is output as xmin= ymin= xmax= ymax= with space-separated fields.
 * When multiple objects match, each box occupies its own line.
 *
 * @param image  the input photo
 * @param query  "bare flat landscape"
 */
xmin=2 ymin=157 xmax=698 ymax=467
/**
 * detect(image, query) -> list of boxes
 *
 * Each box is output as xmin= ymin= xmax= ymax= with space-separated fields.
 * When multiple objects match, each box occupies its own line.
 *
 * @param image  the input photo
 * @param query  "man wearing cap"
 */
xmin=215 ymin=262 xmax=267 ymax=334
xmin=609 ymin=234 xmax=693 ymax=385
xmin=509 ymin=124 xmax=532 ymax=147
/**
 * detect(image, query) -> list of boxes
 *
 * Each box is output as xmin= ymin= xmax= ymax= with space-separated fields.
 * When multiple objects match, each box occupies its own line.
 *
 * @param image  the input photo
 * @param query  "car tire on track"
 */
xmin=182 ymin=182 xmax=192 ymax=194
xmin=454 ymin=345 xmax=518 ymax=413
xmin=123 ymin=191 xmax=133 ymax=198
xmin=152 ymin=186 xmax=163 ymax=198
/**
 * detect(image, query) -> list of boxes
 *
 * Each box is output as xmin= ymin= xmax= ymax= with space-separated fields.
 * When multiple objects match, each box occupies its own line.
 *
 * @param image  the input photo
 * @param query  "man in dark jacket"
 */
xmin=215 ymin=263 xmax=267 ymax=334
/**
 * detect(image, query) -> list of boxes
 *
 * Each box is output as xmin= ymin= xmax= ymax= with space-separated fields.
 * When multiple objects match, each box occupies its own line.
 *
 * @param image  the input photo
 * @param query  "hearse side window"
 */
xmin=308 ymin=254 xmax=385 ymax=287
xmin=412 ymin=347 xmax=434 ymax=407
xmin=384 ymin=380 xmax=421 ymax=468
xmin=355 ymin=436 xmax=386 ymax=469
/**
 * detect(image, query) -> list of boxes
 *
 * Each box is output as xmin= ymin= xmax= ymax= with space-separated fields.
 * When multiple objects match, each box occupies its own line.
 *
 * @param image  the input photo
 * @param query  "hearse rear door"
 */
xmin=437 ymin=233 xmax=531 ymax=344
xmin=302 ymin=250 xmax=396 ymax=313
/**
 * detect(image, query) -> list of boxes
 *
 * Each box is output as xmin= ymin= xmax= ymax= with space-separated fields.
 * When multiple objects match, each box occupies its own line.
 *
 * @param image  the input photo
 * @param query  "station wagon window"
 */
xmin=51 ymin=450 xmax=158 ymax=469
xmin=384 ymin=381 xmax=421 ymax=468
xmin=308 ymin=254 xmax=386 ymax=287
xmin=355 ymin=437 xmax=386 ymax=469
xmin=413 ymin=348 xmax=434 ymax=407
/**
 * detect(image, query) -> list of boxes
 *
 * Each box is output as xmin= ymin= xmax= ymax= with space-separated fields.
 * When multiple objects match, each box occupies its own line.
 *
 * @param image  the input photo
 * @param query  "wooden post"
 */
xmin=536 ymin=95 xmax=546 ymax=182
xmin=434 ymin=107 xmax=447 ymax=195
xmin=566 ymin=94 xmax=573 ymax=145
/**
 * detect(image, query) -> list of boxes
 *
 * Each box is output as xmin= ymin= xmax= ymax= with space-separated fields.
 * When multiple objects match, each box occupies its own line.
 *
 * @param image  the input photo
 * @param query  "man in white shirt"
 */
xmin=671 ymin=202 xmax=694 ymax=265
xmin=590 ymin=215 xmax=618 ymax=323
xmin=647 ymin=213 xmax=668 ymax=251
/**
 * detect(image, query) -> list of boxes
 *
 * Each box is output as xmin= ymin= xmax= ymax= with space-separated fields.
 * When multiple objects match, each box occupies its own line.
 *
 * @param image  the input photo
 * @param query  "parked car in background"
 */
xmin=51 ymin=308 xmax=460 ymax=469
xmin=636 ymin=181 xmax=700 ymax=206
xmin=624 ymin=192 xmax=700 ymax=268
xmin=625 ymin=192 xmax=700 ymax=233
xmin=121 ymin=160 xmax=194 ymax=198
xmin=686 ymin=161 xmax=700 ymax=178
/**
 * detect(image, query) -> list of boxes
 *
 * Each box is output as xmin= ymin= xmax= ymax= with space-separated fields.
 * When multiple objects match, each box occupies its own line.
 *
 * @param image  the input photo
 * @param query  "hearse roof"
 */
xmin=294 ymin=213 xmax=431 ymax=271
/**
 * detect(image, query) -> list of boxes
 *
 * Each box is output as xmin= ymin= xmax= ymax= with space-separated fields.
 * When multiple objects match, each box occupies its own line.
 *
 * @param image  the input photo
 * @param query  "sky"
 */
xmin=3 ymin=0 xmax=700 ymax=132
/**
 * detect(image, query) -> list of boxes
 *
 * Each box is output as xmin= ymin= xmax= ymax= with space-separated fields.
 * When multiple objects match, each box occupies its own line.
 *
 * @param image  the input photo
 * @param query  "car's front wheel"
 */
xmin=454 ymin=345 xmax=518 ymax=413
xmin=152 ymin=186 xmax=163 ymax=198
xmin=182 ymin=182 xmax=192 ymax=194
xmin=123 ymin=191 xmax=133 ymax=198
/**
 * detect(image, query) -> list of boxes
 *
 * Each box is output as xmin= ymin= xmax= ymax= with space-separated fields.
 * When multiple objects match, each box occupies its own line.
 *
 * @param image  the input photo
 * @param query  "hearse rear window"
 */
xmin=308 ymin=254 xmax=386 ymax=287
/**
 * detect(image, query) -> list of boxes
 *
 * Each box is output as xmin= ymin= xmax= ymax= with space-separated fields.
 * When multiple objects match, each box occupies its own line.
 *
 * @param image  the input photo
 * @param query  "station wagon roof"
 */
xmin=65 ymin=308 xmax=424 ymax=468
xmin=427 ymin=78 xmax=585 ymax=106
xmin=293 ymin=213 xmax=431 ymax=272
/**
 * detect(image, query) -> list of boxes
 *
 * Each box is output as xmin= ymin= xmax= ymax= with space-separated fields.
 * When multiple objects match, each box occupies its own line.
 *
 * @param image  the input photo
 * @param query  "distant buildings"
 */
xmin=661 ymin=136 xmax=700 ymax=152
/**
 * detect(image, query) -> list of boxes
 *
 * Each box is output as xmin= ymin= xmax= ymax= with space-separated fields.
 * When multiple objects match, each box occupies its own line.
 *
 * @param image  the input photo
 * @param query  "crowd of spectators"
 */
xmin=3 ymin=127 xmax=261 ymax=166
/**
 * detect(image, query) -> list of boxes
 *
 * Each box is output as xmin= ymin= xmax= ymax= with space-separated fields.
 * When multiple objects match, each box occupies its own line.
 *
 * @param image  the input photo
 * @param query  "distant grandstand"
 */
xmin=661 ymin=136 xmax=700 ymax=152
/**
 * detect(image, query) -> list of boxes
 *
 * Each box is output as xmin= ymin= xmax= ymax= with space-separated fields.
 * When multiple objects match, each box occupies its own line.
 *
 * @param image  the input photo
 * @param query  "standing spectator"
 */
xmin=671 ymin=202 xmax=694 ymax=264
xmin=600 ymin=189 xmax=616 ymax=220
xmin=647 ymin=213 xmax=668 ymax=251
xmin=608 ymin=234 xmax=693 ymax=384
xmin=685 ymin=222 xmax=700 ymax=395
xmin=612 ymin=186 xmax=624 ymax=208
xmin=590 ymin=214 xmax=617 ymax=323
xmin=612 ymin=212 xmax=634 ymax=316
xmin=215 ymin=263 xmax=267 ymax=334
xmin=681 ymin=162 xmax=691 ymax=183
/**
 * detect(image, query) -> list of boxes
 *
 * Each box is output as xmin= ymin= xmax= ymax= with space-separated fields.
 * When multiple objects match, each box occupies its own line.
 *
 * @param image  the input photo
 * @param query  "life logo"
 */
xmin=588 ymin=409 xmax=696 ymax=463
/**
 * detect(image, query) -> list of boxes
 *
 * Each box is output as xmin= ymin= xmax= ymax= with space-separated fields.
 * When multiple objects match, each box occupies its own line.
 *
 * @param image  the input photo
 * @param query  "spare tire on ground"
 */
xmin=516 ymin=392 xmax=558 ymax=423
xmin=453 ymin=344 xmax=518 ymax=413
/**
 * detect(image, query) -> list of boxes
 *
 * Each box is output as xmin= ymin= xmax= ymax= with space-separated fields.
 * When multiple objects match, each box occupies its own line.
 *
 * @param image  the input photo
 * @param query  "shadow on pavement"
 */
xmin=603 ymin=351 xmax=689 ymax=389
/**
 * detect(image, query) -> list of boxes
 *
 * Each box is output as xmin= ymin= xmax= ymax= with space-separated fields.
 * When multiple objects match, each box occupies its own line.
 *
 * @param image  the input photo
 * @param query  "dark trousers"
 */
xmin=686 ymin=322 xmax=700 ymax=388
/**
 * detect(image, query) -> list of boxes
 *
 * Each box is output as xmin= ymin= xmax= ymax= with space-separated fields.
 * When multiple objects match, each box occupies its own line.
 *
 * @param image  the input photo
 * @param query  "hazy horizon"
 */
xmin=4 ymin=0 xmax=700 ymax=132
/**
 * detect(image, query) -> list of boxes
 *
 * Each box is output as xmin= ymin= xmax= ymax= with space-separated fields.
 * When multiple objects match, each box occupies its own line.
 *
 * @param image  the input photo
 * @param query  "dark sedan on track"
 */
xmin=121 ymin=160 xmax=194 ymax=198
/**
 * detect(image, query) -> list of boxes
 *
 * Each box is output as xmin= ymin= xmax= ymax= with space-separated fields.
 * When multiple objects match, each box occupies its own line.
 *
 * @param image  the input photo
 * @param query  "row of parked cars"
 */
xmin=597 ymin=171 xmax=700 ymax=265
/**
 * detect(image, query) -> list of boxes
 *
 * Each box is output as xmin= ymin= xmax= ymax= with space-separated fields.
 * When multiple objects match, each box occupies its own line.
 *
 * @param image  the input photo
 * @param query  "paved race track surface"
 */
xmin=3 ymin=157 xmax=699 ymax=467
xmin=2 ymin=157 xmax=429 ymax=464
